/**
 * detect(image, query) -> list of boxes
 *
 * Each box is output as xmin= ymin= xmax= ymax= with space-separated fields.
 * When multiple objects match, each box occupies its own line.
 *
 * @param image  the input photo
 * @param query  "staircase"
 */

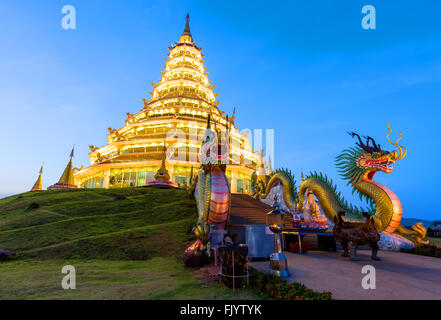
xmin=228 ymin=194 xmax=338 ymax=251
xmin=229 ymin=193 xmax=272 ymax=226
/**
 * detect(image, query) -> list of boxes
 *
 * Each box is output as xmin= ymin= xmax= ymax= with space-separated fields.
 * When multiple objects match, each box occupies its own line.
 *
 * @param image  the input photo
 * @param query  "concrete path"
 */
xmin=250 ymin=250 xmax=441 ymax=300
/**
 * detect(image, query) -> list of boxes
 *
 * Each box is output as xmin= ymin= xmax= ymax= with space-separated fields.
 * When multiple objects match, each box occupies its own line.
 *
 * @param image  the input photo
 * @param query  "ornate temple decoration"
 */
xmin=89 ymin=145 xmax=99 ymax=152
xmin=74 ymin=14 xmax=259 ymax=191
xmin=145 ymin=143 xmax=178 ymax=188
xmin=30 ymin=164 xmax=44 ymax=191
xmin=154 ymin=144 xmax=171 ymax=181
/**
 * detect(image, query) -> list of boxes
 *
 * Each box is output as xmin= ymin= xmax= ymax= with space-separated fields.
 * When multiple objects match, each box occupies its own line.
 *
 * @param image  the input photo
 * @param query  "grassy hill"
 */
xmin=0 ymin=187 xmax=197 ymax=260
xmin=0 ymin=187 xmax=263 ymax=299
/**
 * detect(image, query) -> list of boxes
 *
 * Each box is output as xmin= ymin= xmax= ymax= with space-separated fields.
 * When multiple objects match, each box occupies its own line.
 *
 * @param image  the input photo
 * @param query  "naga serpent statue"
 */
xmin=187 ymin=115 xmax=231 ymax=252
xmin=253 ymin=124 xmax=427 ymax=245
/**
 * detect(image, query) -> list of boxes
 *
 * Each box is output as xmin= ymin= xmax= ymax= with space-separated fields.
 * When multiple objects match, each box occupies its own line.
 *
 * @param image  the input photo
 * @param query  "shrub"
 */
xmin=401 ymin=244 xmax=441 ymax=259
xmin=184 ymin=251 xmax=210 ymax=268
xmin=248 ymin=268 xmax=332 ymax=300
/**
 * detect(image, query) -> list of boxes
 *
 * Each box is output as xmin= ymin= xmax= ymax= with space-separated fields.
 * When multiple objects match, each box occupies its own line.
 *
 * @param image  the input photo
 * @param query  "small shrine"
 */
xmin=145 ymin=144 xmax=179 ymax=188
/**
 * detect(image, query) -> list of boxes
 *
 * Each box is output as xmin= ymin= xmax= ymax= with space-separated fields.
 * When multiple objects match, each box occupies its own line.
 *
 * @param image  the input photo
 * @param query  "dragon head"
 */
xmin=336 ymin=123 xmax=407 ymax=185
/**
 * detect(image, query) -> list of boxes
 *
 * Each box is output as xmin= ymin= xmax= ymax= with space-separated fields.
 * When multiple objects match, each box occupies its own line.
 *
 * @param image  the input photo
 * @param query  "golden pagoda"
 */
xmin=48 ymin=148 xmax=77 ymax=190
xmin=30 ymin=165 xmax=44 ymax=191
xmin=74 ymin=14 xmax=259 ymax=193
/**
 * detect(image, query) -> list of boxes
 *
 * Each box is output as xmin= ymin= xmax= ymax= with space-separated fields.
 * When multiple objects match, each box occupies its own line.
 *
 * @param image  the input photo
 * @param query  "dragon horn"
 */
xmin=364 ymin=136 xmax=371 ymax=148
xmin=348 ymin=132 xmax=367 ymax=150
xmin=386 ymin=122 xmax=407 ymax=160
xmin=364 ymin=135 xmax=379 ymax=150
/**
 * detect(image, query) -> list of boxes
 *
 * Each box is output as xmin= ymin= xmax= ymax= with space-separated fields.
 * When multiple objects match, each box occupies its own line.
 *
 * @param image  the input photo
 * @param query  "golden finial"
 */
xmin=126 ymin=112 xmax=135 ymax=122
xmin=69 ymin=145 xmax=75 ymax=158
xmin=179 ymin=13 xmax=193 ymax=43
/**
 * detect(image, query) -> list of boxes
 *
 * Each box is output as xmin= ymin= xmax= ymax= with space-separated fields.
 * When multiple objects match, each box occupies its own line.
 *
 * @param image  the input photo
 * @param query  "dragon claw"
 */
xmin=193 ymin=222 xmax=210 ymax=247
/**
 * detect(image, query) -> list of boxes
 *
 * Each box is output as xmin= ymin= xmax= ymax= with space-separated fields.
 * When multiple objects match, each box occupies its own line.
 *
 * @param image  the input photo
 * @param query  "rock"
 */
xmin=378 ymin=233 xmax=414 ymax=251
xmin=0 ymin=248 xmax=16 ymax=261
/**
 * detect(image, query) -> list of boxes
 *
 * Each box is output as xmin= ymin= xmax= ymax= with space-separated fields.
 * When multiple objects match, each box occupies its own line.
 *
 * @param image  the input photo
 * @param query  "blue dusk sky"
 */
xmin=0 ymin=1 xmax=440 ymax=220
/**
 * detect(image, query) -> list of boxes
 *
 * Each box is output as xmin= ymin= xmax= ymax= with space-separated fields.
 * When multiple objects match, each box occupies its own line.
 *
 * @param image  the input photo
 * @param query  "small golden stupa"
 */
xmin=48 ymin=148 xmax=77 ymax=190
xmin=154 ymin=144 xmax=170 ymax=181
xmin=30 ymin=165 xmax=44 ymax=191
xmin=146 ymin=143 xmax=178 ymax=188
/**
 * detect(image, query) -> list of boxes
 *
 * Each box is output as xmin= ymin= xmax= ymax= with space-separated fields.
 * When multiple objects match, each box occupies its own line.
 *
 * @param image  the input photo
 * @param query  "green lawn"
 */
xmin=0 ymin=257 xmax=261 ymax=300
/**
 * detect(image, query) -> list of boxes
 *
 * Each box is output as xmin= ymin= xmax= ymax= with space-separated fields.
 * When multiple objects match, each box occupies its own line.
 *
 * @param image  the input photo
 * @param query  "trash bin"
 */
xmin=219 ymin=244 xmax=248 ymax=289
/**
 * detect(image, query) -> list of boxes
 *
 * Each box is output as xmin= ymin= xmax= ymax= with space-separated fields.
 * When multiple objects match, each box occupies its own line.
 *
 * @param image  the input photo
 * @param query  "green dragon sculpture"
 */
xmin=254 ymin=168 xmax=298 ymax=210
xmin=252 ymin=124 xmax=427 ymax=245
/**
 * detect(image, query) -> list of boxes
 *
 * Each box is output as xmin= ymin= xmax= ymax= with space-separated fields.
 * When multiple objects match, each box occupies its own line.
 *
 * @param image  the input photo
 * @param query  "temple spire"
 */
xmin=189 ymin=165 xmax=194 ymax=185
xmin=30 ymin=164 xmax=44 ymax=191
xmin=57 ymin=147 xmax=75 ymax=186
xmin=206 ymin=113 xmax=211 ymax=129
xmin=179 ymin=13 xmax=193 ymax=43
xmin=48 ymin=147 xmax=78 ymax=190
xmin=268 ymin=155 xmax=273 ymax=173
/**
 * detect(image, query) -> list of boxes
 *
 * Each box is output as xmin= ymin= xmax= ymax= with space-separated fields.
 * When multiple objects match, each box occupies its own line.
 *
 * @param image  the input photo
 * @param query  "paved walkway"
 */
xmin=250 ymin=250 xmax=441 ymax=300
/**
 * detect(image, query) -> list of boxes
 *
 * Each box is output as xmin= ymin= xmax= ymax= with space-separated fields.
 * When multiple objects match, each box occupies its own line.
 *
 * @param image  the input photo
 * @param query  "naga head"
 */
xmin=336 ymin=123 xmax=407 ymax=184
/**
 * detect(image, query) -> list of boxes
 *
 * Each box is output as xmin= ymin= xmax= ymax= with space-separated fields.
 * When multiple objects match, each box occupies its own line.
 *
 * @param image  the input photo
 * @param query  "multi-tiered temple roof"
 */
xmin=74 ymin=15 xmax=258 ymax=192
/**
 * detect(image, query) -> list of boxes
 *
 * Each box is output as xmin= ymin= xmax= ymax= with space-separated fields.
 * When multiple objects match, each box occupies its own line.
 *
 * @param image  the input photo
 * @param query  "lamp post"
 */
xmin=266 ymin=195 xmax=290 ymax=278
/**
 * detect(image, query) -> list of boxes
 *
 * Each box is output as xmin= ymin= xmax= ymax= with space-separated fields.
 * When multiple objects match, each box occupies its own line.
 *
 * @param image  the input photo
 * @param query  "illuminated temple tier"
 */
xmin=74 ymin=15 xmax=259 ymax=193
